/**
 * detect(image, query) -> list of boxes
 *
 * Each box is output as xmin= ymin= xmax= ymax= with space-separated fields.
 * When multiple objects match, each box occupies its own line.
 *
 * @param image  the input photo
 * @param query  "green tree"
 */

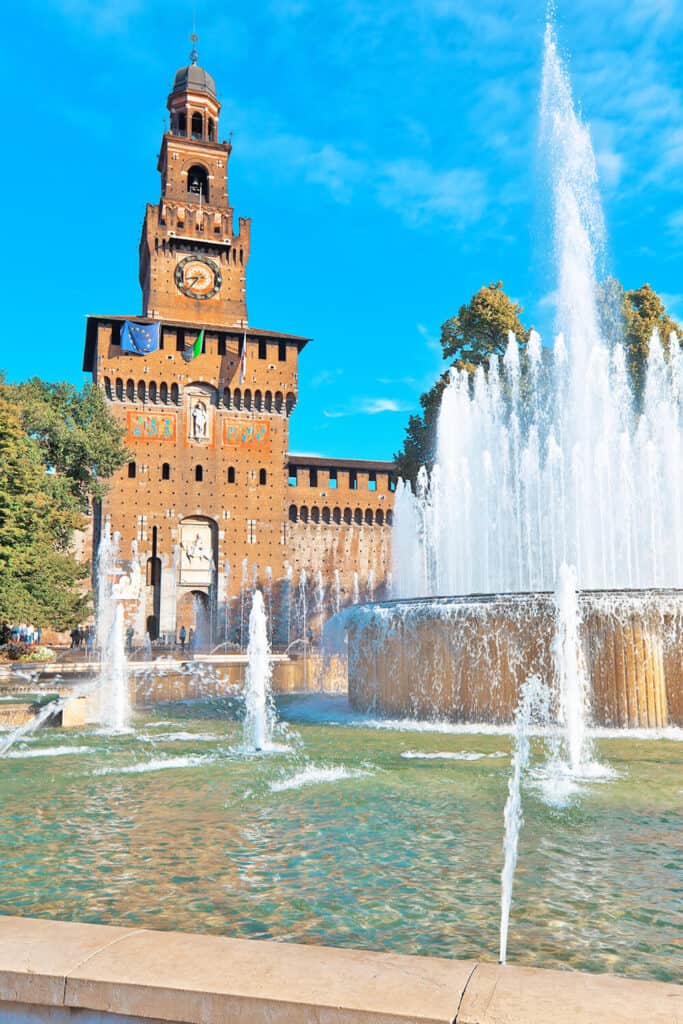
xmin=395 ymin=282 xmax=529 ymax=484
xmin=8 ymin=379 xmax=128 ymax=512
xmin=596 ymin=279 xmax=682 ymax=399
xmin=0 ymin=396 xmax=89 ymax=628
xmin=623 ymin=284 xmax=682 ymax=398
xmin=441 ymin=281 xmax=529 ymax=372
xmin=0 ymin=377 xmax=128 ymax=629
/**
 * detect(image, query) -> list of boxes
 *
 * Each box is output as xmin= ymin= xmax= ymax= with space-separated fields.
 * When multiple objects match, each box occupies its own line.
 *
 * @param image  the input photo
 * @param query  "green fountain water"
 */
xmin=0 ymin=694 xmax=680 ymax=984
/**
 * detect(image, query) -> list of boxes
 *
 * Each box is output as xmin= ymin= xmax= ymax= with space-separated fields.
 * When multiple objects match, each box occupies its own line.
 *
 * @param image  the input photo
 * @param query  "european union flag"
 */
xmin=121 ymin=320 xmax=160 ymax=355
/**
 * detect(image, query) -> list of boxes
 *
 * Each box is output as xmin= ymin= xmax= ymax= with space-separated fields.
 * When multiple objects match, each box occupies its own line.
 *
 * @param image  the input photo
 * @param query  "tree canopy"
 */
xmin=0 ymin=378 xmax=127 ymax=629
xmin=395 ymin=282 xmax=529 ymax=484
xmin=395 ymin=279 xmax=682 ymax=485
xmin=622 ymin=283 xmax=682 ymax=398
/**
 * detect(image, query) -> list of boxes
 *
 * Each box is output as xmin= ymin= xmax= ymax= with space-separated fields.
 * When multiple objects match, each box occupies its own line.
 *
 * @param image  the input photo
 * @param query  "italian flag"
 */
xmin=239 ymin=331 xmax=247 ymax=384
xmin=183 ymin=330 xmax=204 ymax=362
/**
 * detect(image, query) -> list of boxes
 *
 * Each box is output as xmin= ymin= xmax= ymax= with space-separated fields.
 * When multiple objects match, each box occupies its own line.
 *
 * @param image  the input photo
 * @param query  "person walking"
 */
xmin=178 ymin=625 xmax=187 ymax=653
xmin=125 ymin=626 xmax=134 ymax=654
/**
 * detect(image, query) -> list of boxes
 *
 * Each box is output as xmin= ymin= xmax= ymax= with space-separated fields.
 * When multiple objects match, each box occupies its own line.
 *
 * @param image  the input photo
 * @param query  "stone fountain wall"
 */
xmin=346 ymin=592 xmax=683 ymax=728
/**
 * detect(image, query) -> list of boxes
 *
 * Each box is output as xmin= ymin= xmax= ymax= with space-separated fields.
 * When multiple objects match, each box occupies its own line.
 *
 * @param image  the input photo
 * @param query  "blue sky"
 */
xmin=4 ymin=0 xmax=683 ymax=460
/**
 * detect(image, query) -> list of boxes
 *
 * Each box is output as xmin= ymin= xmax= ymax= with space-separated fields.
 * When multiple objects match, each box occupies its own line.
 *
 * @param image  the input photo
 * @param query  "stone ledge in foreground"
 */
xmin=0 ymin=915 xmax=680 ymax=1024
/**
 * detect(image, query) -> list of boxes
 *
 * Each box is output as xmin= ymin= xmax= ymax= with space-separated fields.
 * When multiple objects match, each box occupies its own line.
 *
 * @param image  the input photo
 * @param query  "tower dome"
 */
xmin=171 ymin=62 xmax=216 ymax=98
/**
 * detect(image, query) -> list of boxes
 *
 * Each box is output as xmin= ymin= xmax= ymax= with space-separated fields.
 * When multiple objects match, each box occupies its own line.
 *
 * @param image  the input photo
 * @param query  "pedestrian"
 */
xmin=188 ymin=627 xmax=195 ymax=651
xmin=126 ymin=626 xmax=134 ymax=653
xmin=178 ymin=625 xmax=186 ymax=653
xmin=86 ymin=628 xmax=94 ymax=658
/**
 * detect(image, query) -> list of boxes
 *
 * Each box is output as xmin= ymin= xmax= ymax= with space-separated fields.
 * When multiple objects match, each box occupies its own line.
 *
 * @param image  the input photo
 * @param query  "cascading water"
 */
xmin=553 ymin=563 xmax=591 ymax=772
xmin=316 ymin=570 xmax=324 ymax=631
xmin=334 ymin=570 xmax=341 ymax=615
xmin=394 ymin=20 xmax=683 ymax=599
xmin=242 ymin=590 xmax=275 ymax=751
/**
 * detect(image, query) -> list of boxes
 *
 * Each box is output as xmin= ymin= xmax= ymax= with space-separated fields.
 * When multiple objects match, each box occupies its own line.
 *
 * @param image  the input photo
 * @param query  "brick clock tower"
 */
xmin=83 ymin=45 xmax=395 ymax=645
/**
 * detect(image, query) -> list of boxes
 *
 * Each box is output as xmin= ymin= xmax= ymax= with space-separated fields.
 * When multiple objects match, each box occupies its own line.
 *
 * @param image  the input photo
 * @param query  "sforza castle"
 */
xmin=82 ymin=46 xmax=395 ymax=645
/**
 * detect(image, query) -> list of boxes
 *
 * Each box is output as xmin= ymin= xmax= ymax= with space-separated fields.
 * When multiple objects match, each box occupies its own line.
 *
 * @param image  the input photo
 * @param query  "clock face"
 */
xmin=174 ymin=256 xmax=222 ymax=300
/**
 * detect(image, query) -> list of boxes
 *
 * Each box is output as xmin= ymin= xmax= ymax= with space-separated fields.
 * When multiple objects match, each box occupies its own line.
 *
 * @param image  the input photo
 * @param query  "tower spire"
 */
xmin=189 ymin=31 xmax=199 ymax=65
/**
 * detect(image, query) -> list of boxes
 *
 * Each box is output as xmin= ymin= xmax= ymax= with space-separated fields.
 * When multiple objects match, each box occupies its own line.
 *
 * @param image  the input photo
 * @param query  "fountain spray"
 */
xmin=499 ymin=677 xmax=551 ymax=964
xmin=243 ymin=590 xmax=275 ymax=751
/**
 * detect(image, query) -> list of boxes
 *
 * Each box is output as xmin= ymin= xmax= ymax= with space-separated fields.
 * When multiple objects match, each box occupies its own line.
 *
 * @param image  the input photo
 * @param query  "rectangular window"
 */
xmin=389 ymin=475 xmax=397 ymax=492
xmin=309 ymin=468 xmax=318 ymax=487
xmin=329 ymin=469 xmax=338 ymax=489
xmin=288 ymin=466 xmax=297 ymax=486
xmin=349 ymin=470 xmax=358 ymax=490
xmin=258 ymin=340 xmax=268 ymax=360
xmin=176 ymin=329 xmax=185 ymax=352
xmin=368 ymin=471 xmax=377 ymax=492
xmin=278 ymin=342 xmax=287 ymax=362
xmin=218 ymin=335 xmax=226 ymax=356
xmin=247 ymin=519 xmax=256 ymax=544
xmin=110 ymin=323 xmax=121 ymax=346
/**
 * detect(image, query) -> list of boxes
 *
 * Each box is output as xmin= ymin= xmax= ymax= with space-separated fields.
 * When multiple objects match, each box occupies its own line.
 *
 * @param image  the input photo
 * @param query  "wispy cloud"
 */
xmin=323 ymin=397 xmax=413 ymax=418
xmin=231 ymin=109 xmax=488 ymax=230
xmin=376 ymin=160 xmax=487 ymax=228
xmin=50 ymin=0 xmax=141 ymax=32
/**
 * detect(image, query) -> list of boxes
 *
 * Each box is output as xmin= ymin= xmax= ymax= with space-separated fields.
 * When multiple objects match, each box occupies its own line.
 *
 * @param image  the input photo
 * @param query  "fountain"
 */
xmin=346 ymin=19 xmax=683 ymax=734
xmin=96 ymin=524 xmax=139 ymax=732
xmin=499 ymin=676 xmax=551 ymax=964
xmin=242 ymin=589 xmax=276 ymax=751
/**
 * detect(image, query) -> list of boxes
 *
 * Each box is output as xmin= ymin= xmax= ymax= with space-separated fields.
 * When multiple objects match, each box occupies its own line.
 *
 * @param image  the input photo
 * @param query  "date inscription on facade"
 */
xmin=223 ymin=419 xmax=271 ymax=446
xmin=127 ymin=411 xmax=177 ymax=442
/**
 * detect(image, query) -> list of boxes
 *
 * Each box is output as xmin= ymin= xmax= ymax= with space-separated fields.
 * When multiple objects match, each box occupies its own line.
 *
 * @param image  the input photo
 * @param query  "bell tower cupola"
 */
xmin=167 ymin=38 xmax=220 ymax=150
xmin=138 ymin=36 xmax=251 ymax=327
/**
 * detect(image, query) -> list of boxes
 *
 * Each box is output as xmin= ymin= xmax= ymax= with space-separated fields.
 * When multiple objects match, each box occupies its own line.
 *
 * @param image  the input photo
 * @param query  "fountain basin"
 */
xmin=346 ymin=591 xmax=683 ymax=728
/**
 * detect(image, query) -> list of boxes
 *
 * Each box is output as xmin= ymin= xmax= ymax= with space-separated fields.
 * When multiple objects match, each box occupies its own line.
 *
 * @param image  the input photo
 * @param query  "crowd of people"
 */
xmin=8 ymin=624 xmax=43 ymax=645
xmin=70 ymin=626 xmax=95 ymax=655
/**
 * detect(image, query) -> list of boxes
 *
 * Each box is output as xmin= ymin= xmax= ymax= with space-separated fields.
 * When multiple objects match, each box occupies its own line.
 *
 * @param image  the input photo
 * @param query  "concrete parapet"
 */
xmin=0 ymin=916 xmax=680 ymax=1024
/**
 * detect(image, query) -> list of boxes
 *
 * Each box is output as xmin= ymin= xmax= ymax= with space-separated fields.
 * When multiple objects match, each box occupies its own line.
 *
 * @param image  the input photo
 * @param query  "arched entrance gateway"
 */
xmin=178 ymin=516 xmax=218 ymax=651
xmin=177 ymin=590 xmax=211 ymax=651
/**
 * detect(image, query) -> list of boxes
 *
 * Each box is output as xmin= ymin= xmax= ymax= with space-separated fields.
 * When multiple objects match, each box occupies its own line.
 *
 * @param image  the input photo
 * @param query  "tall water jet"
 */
xmin=499 ymin=677 xmax=551 ymax=965
xmin=393 ymin=19 xmax=683 ymax=599
xmin=223 ymin=561 xmax=231 ymax=645
xmin=95 ymin=522 xmax=133 ymax=732
xmin=103 ymin=603 xmax=131 ymax=732
xmin=239 ymin=557 xmax=249 ymax=649
xmin=265 ymin=565 xmax=273 ymax=641
xmin=242 ymin=590 xmax=275 ymax=751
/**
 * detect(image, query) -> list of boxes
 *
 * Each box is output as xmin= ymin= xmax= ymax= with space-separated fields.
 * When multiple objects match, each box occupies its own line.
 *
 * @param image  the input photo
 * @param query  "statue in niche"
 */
xmin=184 ymin=532 xmax=211 ymax=565
xmin=192 ymin=401 xmax=208 ymax=440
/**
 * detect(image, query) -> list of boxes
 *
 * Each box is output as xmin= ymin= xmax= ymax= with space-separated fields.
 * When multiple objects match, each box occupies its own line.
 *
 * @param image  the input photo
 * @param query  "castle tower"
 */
xmin=83 ymin=42 xmax=395 ymax=649
xmin=139 ymin=40 xmax=250 ymax=327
